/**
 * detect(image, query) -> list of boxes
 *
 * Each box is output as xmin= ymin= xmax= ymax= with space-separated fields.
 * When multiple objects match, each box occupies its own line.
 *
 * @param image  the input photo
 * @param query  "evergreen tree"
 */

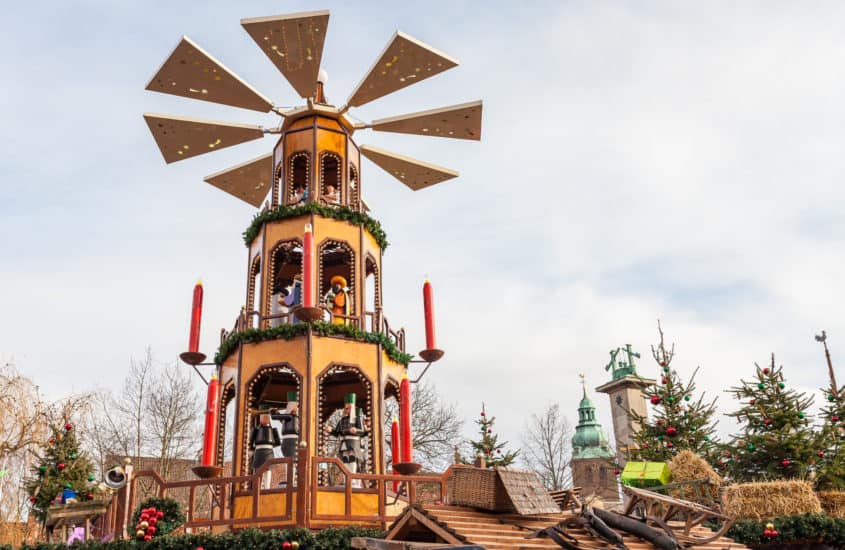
xmin=25 ymin=420 xmax=95 ymax=522
xmin=467 ymin=403 xmax=518 ymax=467
xmin=722 ymin=354 xmax=818 ymax=482
xmin=814 ymin=331 xmax=845 ymax=490
xmin=628 ymin=323 xmax=718 ymax=462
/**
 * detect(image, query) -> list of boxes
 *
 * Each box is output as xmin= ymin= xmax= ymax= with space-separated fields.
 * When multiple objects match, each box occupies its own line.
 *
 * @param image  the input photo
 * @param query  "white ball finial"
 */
xmin=317 ymin=69 xmax=328 ymax=85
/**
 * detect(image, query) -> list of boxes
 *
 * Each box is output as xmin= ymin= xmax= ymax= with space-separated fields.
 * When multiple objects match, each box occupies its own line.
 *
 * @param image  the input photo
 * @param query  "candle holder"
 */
xmin=295 ymin=306 xmax=324 ymax=322
xmin=418 ymin=348 xmax=444 ymax=363
xmin=393 ymin=462 xmax=422 ymax=476
xmin=179 ymin=351 xmax=207 ymax=366
xmin=191 ymin=465 xmax=223 ymax=479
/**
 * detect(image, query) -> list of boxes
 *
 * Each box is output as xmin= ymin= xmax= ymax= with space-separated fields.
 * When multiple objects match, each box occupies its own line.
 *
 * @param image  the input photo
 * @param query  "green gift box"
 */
xmin=620 ymin=461 xmax=671 ymax=488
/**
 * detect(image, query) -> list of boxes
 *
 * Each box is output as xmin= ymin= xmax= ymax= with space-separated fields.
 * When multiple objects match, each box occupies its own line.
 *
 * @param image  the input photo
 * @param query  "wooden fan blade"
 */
xmin=143 ymin=113 xmax=265 ymax=164
xmin=241 ymin=10 xmax=330 ymax=99
xmin=204 ymin=153 xmax=273 ymax=207
xmin=346 ymin=31 xmax=458 ymax=108
xmin=371 ymin=100 xmax=482 ymax=140
xmin=145 ymin=36 xmax=274 ymax=113
xmin=360 ymin=144 xmax=458 ymax=190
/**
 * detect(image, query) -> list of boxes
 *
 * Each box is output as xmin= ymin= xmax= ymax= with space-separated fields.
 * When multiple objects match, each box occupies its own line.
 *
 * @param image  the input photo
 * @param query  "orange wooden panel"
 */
xmin=317 ymin=128 xmax=345 ymax=155
xmin=316 ymin=116 xmax=342 ymax=131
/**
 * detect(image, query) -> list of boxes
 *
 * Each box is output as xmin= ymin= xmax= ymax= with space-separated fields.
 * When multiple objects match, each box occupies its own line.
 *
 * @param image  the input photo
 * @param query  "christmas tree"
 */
xmin=628 ymin=323 xmax=719 ymax=463
xmin=25 ymin=420 xmax=95 ymax=522
xmin=722 ymin=354 xmax=818 ymax=482
xmin=467 ymin=403 xmax=518 ymax=467
xmin=814 ymin=331 xmax=845 ymax=490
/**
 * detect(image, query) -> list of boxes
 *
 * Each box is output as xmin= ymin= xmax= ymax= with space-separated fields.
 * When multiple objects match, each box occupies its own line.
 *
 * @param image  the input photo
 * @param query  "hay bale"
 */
xmin=668 ymin=450 xmax=722 ymax=484
xmin=818 ymin=490 xmax=845 ymax=518
xmin=723 ymin=480 xmax=822 ymax=520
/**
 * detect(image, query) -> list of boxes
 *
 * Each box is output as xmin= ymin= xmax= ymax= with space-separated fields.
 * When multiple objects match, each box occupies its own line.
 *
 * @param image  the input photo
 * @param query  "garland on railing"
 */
xmin=726 ymin=513 xmax=845 ymax=547
xmin=243 ymin=203 xmax=389 ymax=250
xmin=215 ymin=321 xmax=412 ymax=366
xmin=19 ymin=526 xmax=383 ymax=550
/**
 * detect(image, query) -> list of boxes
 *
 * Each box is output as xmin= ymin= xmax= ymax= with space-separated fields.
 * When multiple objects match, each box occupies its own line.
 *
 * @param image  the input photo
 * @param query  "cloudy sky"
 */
xmin=2 ymin=1 xmax=845 ymax=456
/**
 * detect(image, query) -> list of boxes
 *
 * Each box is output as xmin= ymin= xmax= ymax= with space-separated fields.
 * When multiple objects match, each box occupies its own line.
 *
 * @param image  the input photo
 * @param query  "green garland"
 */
xmin=19 ymin=526 xmax=383 ymax=550
xmin=243 ymin=203 xmax=389 ymax=250
xmin=726 ymin=513 xmax=845 ymax=547
xmin=215 ymin=321 xmax=413 ymax=366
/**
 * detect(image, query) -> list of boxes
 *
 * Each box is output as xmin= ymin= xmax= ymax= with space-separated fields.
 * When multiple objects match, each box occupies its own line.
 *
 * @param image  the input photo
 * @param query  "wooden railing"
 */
xmin=127 ymin=457 xmax=295 ymax=532
xmin=220 ymin=307 xmax=406 ymax=353
xmin=108 ymin=454 xmax=455 ymax=536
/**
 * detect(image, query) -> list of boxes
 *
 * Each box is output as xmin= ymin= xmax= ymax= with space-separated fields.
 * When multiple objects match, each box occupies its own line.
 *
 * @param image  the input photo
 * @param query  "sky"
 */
xmin=2 ymin=1 xmax=845 ymax=458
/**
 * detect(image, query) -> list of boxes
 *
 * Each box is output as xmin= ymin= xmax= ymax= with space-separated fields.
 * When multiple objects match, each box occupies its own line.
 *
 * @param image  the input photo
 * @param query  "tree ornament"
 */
xmin=660 ymin=361 xmax=667 ymax=367
xmin=480 ymin=412 xmax=485 ymax=416
xmin=70 ymin=452 xmax=77 ymax=459
xmin=828 ymin=394 xmax=836 ymax=402
xmin=292 ymin=542 xmax=300 ymax=550
xmin=667 ymin=396 xmax=675 ymax=403
xmin=763 ymin=368 xmax=770 ymax=375
xmin=613 ymin=469 xmax=620 ymax=475
xmin=666 ymin=426 xmax=677 ymax=437
xmin=88 ymin=474 xmax=95 ymax=481
xmin=757 ymin=383 xmax=765 ymax=389
xmin=818 ymin=450 xmax=825 ymax=458
xmin=144 ymin=535 xmax=152 ymax=542
xmin=283 ymin=542 xmax=292 ymax=550
xmin=778 ymin=382 xmax=785 ymax=389
xmin=747 ymin=443 xmax=756 ymax=451
xmin=663 ymin=366 xmax=669 ymax=373
xmin=64 ymin=422 xmax=73 ymax=431
xmin=781 ymin=458 xmax=790 ymax=467
xmin=657 ymin=435 xmax=664 ymax=441
xmin=29 ymin=496 xmax=36 ymax=503
xmin=136 ymin=530 xmax=145 ymax=538
xmin=703 ymin=435 xmax=710 ymax=441
xmin=834 ymin=416 xmax=840 ymax=423
xmin=57 ymin=463 xmax=65 ymax=471
xmin=86 ymin=493 xmax=93 ymax=500
xmin=39 ymin=465 xmax=46 ymax=474
xmin=650 ymin=395 xmax=660 ymax=405
xmin=684 ymin=395 xmax=691 ymax=401
xmin=64 ymin=482 xmax=72 ymax=489
xmin=798 ymin=412 xmax=805 ymax=419
xmin=764 ymin=418 xmax=772 ymax=426
xmin=49 ymin=437 xmax=55 ymax=445
xmin=666 ymin=441 xmax=674 ymax=448
xmin=750 ymin=399 xmax=756 ymax=405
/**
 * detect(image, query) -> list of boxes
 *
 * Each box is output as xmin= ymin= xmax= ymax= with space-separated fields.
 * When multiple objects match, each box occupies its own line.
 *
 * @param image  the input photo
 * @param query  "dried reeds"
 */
xmin=723 ymin=480 xmax=822 ymax=520
xmin=817 ymin=490 xmax=845 ymax=518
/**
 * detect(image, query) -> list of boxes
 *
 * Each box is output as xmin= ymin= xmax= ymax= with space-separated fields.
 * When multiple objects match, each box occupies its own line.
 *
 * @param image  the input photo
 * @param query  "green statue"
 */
xmin=605 ymin=344 xmax=640 ymax=380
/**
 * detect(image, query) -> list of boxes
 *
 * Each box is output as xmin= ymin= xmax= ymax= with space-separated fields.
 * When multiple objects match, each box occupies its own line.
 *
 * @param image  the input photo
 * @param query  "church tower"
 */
xmin=570 ymin=377 xmax=617 ymax=503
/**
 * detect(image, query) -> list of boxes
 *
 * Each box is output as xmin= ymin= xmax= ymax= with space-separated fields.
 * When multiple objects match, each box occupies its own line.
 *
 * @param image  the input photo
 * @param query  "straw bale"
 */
xmin=723 ymin=480 xmax=822 ymax=520
xmin=818 ymin=490 xmax=845 ymax=518
xmin=666 ymin=450 xmax=722 ymax=503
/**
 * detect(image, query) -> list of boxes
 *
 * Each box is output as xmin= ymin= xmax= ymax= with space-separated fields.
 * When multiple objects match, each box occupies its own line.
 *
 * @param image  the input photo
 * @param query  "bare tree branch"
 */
xmin=521 ymin=403 xmax=573 ymax=491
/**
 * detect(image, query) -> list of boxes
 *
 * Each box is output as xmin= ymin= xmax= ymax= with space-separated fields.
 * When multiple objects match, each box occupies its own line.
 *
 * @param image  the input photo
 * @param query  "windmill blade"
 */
xmin=360 ymin=145 xmax=458 ymax=190
xmin=371 ymin=100 xmax=482 ymax=140
xmin=241 ymin=10 xmax=330 ymax=99
xmin=204 ymin=153 xmax=273 ymax=207
xmin=146 ymin=36 xmax=273 ymax=112
xmin=346 ymin=31 xmax=458 ymax=108
xmin=143 ymin=113 xmax=265 ymax=164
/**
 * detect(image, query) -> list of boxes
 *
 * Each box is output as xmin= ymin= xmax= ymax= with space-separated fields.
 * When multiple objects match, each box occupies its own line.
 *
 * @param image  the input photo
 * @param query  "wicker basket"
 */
xmin=446 ymin=466 xmax=510 ymax=511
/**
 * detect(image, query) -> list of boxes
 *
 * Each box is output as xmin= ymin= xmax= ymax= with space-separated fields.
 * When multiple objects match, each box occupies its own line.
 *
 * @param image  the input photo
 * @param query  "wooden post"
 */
xmin=296 ymin=446 xmax=308 ymax=527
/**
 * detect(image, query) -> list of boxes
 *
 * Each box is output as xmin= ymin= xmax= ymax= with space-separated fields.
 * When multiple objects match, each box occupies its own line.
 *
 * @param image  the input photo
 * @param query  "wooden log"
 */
xmin=592 ymin=508 xmax=681 ymax=550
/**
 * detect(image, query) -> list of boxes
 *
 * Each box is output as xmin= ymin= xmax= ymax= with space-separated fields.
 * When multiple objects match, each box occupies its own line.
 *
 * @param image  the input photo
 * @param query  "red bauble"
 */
xmin=818 ymin=450 xmax=825 ymax=457
xmin=661 ymin=378 xmax=667 ymax=384
xmin=64 ymin=422 xmax=73 ymax=431
xmin=143 ymin=535 xmax=152 ymax=542
xmin=140 ymin=514 xmax=149 ymax=522
xmin=764 ymin=418 xmax=772 ymax=425
xmin=659 ymin=361 xmax=667 ymax=367
xmin=497 ymin=449 xmax=502 ymax=454
xmin=650 ymin=395 xmax=660 ymax=405
xmin=750 ymin=399 xmax=756 ymax=405
xmin=763 ymin=368 xmax=770 ymax=374
xmin=146 ymin=526 xmax=156 ymax=535
xmin=487 ymin=429 xmax=492 ymax=433
xmin=86 ymin=493 xmax=93 ymax=500
xmin=29 ymin=496 xmax=36 ymax=503
xmin=666 ymin=441 xmax=674 ymax=448
xmin=781 ymin=459 xmax=790 ymax=467
xmin=480 ymin=412 xmax=485 ymax=416
xmin=666 ymin=426 xmax=678 ymax=437
xmin=156 ymin=511 xmax=164 ymax=519
xmin=642 ymin=443 xmax=649 ymax=449
xmin=149 ymin=517 xmax=157 ymax=526
xmin=283 ymin=542 xmax=292 ymax=550
xmin=49 ymin=437 xmax=56 ymax=444
xmin=834 ymin=416 xmax=840 ymax=423
xmin=613 ymin=469 xmax=620 ymax=475
xmin=57 ymin=463 xmax=65 ymax=470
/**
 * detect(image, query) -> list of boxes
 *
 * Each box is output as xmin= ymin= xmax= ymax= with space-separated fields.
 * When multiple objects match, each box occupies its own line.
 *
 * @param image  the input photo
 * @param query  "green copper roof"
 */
xmin=572 ymin=384 xmax=613 ymax=460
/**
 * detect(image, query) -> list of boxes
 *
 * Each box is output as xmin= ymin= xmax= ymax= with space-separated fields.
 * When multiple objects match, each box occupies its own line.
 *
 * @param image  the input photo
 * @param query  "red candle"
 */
xmin=391 ymin=417 xmax=401 ymax=490
xmin=302 ymin=224 xmax=315 ymax=308
xmin=188 ymin=280 xmax=203 ymax=353
xmin=201 ymin=373 xmax=221 ymax=466
xmin=423 ymin=279 xmax=436 ymax=350
xmin=400 ymin=372 xmax=413 ymax=463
